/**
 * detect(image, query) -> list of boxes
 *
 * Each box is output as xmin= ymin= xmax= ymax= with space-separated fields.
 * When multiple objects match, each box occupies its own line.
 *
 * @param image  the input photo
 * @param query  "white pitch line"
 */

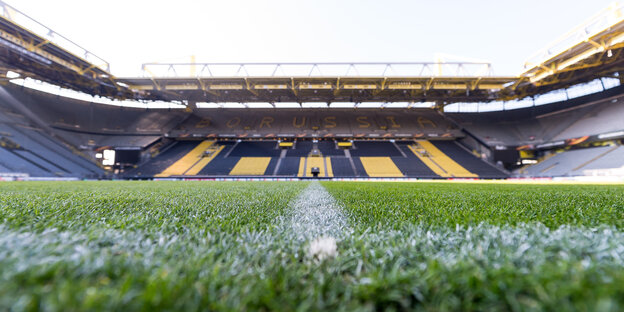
xmin=279 ymin=181 xmax=352 ymax=249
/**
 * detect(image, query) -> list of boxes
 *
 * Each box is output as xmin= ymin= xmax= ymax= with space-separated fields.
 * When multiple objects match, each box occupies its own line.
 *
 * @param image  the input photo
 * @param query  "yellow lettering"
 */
xmin=417 ymin=117 xmax=437 ymax=129
xmin=323 ymin=116 xmax=336 ymax=128
xmin=195 ymin=118 xmax=211 ymax=128
xmin=386 ymin=116 xmax=400 ymax=128
xmin=259 ymin=117 xmax=274 ymax=129
xmin=293 ymin=117 xmax=307 ymax=128
xmin=356 ymin=116 xmax=370 ymax=128
xmin=226 ymin=117 xmax=241 ymax=128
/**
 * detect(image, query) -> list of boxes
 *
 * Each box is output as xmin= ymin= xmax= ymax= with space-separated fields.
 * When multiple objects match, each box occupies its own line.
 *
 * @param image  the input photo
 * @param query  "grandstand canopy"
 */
xmin=118 ymin=62 xmax=515 ymax=104
xmin=507 ymin=3 xmax=624 ymax=100
xmin=0 ymin=0 xmax=623 ymax=107
xmin=0 ymin=1 xmax=133 ymax=99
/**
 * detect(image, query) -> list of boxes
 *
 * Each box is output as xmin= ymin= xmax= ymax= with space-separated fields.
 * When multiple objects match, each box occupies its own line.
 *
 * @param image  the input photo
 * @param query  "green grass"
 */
xmin=0 ymin=181 xmax=304 ymax=233
xmin=322 ymin=182 xmax=624 ymax=229
xmin=0 ymin=181 xmax=623 ymax=311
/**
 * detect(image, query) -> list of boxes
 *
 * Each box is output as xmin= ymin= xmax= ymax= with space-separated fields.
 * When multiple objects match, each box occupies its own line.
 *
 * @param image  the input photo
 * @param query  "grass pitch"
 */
xmin=0 ymin=181 xmax=623 ymax=311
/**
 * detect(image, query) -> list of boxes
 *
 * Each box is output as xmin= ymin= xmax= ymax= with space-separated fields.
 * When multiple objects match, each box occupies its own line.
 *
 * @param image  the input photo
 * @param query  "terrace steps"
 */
xmin=156 ymin=140 xmax=214 ymax=177
xmin=359 ymin=157 xmax=404 ymax=177
xmin=229 ymin=157 xmax=272 ymax=175
xmin=407 ymin=144 xmax=451 ymax=177
xmin=185 ymin=145 xmax=225 ymax=175
xmin=572 ymin=145 xmax=619 ymax=171
xmin=298 ymin=156 xmax=333 ymax=177
xmin=411 ymin=141 xmax=478 ymax=178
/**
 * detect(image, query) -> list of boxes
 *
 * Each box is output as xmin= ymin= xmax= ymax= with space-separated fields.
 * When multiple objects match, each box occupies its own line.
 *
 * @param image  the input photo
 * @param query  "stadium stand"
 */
xmin=229 ymin=157 xmax=273 ymax=175
xmin=264 ymin=158 xmax=280 ymax=175
xmin=318 ymin=141 xmax=345 ymax=156
xmin=0 ymin=91 xmax=104 ymax=178
xmin=197 ymin=142 xmax=240 ymax=175
xmin=391 ymin=157 xmax=435 ymax=178
xmin=156 ymin=141 xmax=218 ymax=177
xmin=0 ymin=81 xmax=513 ymax=180
xmin=403 ymin=141 xmax=470 ymax=178
xmin=351 ymin=157 xmax=368 ymax=177
xmin=551 ymin=101 xmax=624 ymax=141
xmin=228 ymin=141 xmax=281 ymax=157
xmin=275 ymin=157 xmax=300 ymax=176
xmin=53 ymin=132 xmax=162 ymax=149
xmin=4 ymin=85 xmax=188 ymax=148
xmin=350 ymin=141 xmax=403 ymax=157
xmin=286 ymin=141 xmax=313 ymax=157
xmin=298 ymin=157 xmax=333 ymax=177
xmin=130 ymin=141 xmax=199 ymax=177
xmin=330 ymin=157 xmax=356 ymax=177
xmin=171 ymin=108 xmax=462 ymax=139
xmin=122 ymin=137 xmax=510 ymax=178
xmin=579 ymin=146 xmax=624 ymax=173
xmin=202 ymin=157 xmax=241 ymax=176
xmin=432 ymin=141 xmax=507 ymax=178
xmin=0 ymin=147 xmax=50 ymax=176
xmin=359 ymin=157 xmax=403 ymax=177
xmin=518 ymin=146 xmax=616 ymax=177
xmin=392 ymin=141 xmax=439 ymax=178
xmin=448 ymin=85 xmax=624 ymax=146
xmin=7 ymin=64 xmax=624 ymax=180
xmin=2 ymin=1 xmax=624 ymax=181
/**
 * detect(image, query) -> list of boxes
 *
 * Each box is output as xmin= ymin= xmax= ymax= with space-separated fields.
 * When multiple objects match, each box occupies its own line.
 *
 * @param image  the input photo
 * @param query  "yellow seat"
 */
xmin=229 ymin=157 xmax=272 ymax=175
xmin=359 ymin=157 xmax=403 ymax=177
xmin=156 ymin=141 xmax=214 ymax=177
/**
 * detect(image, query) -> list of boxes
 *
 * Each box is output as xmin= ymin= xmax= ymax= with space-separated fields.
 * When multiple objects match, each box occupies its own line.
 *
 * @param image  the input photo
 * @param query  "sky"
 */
xmin=5 ymin=0 xmax=617 ymax=77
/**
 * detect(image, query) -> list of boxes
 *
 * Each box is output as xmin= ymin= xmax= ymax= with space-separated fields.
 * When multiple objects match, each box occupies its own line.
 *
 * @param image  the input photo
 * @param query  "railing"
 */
xmin=0 ymin=0 xmax=110 ymax=72
xmin=523 ymin=2 xmax=624 ymax=70
xmin=141 ymin=62 xmax=494 ymax=78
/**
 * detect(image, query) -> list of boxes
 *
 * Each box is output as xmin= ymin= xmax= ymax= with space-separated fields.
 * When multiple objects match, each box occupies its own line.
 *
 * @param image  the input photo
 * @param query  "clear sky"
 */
xmin=5 ymin=0 xmax=617 ymax=77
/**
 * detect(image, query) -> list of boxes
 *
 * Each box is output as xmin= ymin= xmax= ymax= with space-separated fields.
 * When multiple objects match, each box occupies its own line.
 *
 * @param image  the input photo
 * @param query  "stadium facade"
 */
xmin=1 ymin=1 xmax=624 ymax=180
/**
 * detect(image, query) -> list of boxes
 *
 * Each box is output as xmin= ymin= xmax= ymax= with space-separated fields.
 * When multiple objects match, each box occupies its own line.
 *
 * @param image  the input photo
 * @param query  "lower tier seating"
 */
xmin=125 ymin=140 xmax=509 ymax=178
xmin=0 ymin=122 xmax=103 ymax=178
xmin=432 ymin=141 xmax=507 ymax=178
xmin=391 ymin=157 xmax=438 ymax=178
xmin=276 ymin=157 xmax=300 ymax=176
xmin=331 ymin=157 xmax=355 ymax=177
xmin=519 ymin=145 xmax=624 ymax=177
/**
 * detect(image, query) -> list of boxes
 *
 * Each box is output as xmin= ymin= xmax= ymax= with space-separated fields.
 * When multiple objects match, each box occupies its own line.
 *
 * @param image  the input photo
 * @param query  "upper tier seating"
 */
xmin=4 ymin=85 xmax=188 ymax=149
xmin=448 ymin=85 xmax=624 ymax=146
xmin=172 ymin=107 xmax=462 ymax=139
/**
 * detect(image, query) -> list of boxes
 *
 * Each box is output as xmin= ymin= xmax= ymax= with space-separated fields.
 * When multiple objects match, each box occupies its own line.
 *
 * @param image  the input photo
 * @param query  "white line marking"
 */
xmin=281 ymin=181 xmax=351 ymax=243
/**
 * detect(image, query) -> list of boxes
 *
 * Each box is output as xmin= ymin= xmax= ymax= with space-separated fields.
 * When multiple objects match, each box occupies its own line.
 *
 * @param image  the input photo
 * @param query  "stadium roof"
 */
xmin=508 ymin=2 xmax=624 ymax=100
xmin=118 ymin=62 xmax=516 ymax=105
xmin=0 ymin=1 xmax=133 ymax=99
xmin=0 ymin=0 xmax=623 ymax=107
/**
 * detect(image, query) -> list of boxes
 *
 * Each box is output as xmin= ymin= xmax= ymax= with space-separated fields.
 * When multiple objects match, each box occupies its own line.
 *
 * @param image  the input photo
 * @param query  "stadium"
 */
xmin=0 ymin=0 xmax=623 ymax=310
